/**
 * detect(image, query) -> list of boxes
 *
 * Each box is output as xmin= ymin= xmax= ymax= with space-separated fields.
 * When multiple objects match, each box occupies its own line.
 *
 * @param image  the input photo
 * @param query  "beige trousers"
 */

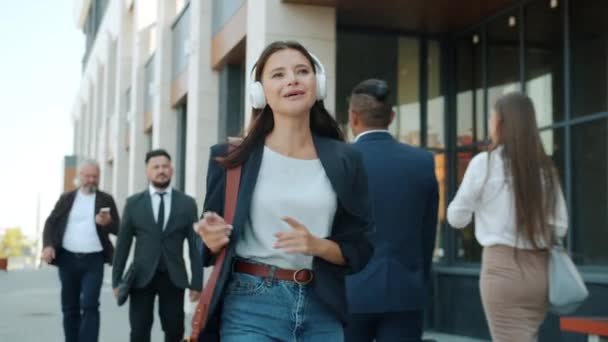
xmin=480 ymin=245 xmax=549 ymax=342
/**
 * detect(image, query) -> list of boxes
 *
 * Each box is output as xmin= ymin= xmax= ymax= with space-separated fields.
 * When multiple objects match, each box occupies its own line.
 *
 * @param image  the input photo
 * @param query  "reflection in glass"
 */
xmin=540 ymin=129 xmax=554 ymax=156
xmin=390 ymin=38 xmax=421 ymax=146
xmin=335 ymin=32 xmax=446 ymax=262
xmin=455 ymin=148 xmax=483 ymax=262
xmin=336 ymin=31 xmax=398 ymax=134
xmin=540 ymin=128 xmax=565 ymax=185
xmin=176 ymin=104 xmax=188 ymax=192
xmin=434 ymin=151 xmax=447 ymax=261
xmin=145 ymin=132 xmax=152 ymax=152
xmin=526 ymin=0 xmax=564 ymax=127
xmin=487 ymin=12 xmax=520 ymax=125
xmin=571 ymin=0 xmax=608 ymax=117
xmin=571 ymin=119 xmax=608 ymax=265
xmin=456 ymin=33 xmax=483 ymax=146
xmin=428 ymin=41 xmax=445 ymax=149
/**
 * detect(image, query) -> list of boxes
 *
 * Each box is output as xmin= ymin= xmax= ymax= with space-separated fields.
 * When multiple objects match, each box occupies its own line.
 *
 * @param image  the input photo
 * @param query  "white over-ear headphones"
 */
xmin=249 ymin=52 xmax=327 ymax=109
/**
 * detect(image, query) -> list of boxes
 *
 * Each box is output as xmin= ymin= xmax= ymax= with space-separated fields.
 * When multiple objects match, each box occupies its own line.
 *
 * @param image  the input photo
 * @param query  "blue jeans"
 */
xmin=220 ymin=271 xmax=344 ymax=342
xmin=56 ymin=248 xmax=104 ymax=342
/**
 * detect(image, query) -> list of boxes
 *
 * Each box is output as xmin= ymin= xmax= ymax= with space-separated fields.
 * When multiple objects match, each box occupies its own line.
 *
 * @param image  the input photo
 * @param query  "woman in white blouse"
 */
xmin=447 ymin=92 xmax=568 ymax=342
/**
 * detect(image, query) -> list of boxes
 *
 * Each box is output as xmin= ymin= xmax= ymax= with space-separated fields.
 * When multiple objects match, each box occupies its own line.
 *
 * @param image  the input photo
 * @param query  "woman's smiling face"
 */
xmin=261 ymin=48 xmax=317 ymax=117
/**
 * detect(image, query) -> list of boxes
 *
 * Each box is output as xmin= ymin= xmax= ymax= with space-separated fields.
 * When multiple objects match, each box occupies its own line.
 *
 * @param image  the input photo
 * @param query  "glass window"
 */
xmin=219 ymin=64 xmax=245 ymax=143
xmin=571 ymin=0 xmax=608 ymax=118
xmin=428 ymin=41 xmax=446 ymax=262
xmin=525 ymin=0 xmax=564 ymax=127
xmin=454 ymin=148 xmax=483 ymax=262
xmin=540 ymin=128 xmax=565 ymax=186
xmin=175 ymin=104 xmax=188 ymax=191
xmin=433 ymin=151 xmax=447 ymax=262
xmin=124 ymin=121 xmax=131 ymax=151
xmin=571 ymin=119 xmax=608 ymax=265
xmin=124 ymin=88 xmax=132 ymax=151
xmin=125 ymin=87 xmax=132 ymax=114
xmin=96 ymin=0 xmax=109 ymax=25
xmin=105 ymin=116 xmax=112 ymax=161
xmin=391 ymin=38 xmax=421 ymax=146
xmin=456 ymin=33 xmax=483 ymax=147
xmin=144 ymin=54 xmax=155 ymax=115
xmin=487 ymin=11 xmax=521 ymax=122
xmin=171 ymin=2 xmax=190 ymax=78
xmin=336 ymin=31 xmax=398 ymax=128
xmin=427 ymin=41 xmax=445 ymax=149
xmin=456 ymin=221 xmax=482 ymax=262
xmin=145 ymin=132 xmax=153 ymax=152
xmin=336 ymin=32 xmax=447 ymax=261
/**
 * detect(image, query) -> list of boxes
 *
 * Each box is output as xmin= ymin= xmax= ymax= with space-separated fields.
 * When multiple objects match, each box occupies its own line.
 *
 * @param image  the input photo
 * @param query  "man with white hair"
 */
xmin=42 ymin=159 xmax=120 ymax=342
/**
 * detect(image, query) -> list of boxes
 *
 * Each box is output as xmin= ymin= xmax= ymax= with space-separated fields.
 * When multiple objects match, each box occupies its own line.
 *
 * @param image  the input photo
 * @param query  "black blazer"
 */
xmin=199 ymin=135 xmax=374 ymax=335
xmin=112 ymin=189 xmax=203 ymax=291
xmin=42 ymin=189 xmax=120 ymax=264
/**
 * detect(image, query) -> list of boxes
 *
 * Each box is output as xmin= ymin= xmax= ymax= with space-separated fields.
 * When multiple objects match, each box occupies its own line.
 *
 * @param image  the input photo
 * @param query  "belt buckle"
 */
xmin=293 ymin=269 xmax=313 ymax=285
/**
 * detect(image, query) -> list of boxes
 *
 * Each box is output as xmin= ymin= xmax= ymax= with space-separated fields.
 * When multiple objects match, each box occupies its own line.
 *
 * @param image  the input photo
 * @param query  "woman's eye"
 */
xmin=272 ymin=72 xmax=283 ymax=78
xmin=297 ymin=69 xmax=310 ymax=75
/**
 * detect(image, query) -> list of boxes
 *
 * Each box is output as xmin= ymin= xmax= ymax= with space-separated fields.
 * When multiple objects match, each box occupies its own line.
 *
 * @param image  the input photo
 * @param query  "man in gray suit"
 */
xmin=112 ymin=149 xmax=203 ymax=342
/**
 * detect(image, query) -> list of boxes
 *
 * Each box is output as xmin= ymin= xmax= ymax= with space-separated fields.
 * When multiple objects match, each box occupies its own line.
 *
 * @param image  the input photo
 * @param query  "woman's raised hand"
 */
xmin=274 ymin=216 xmax=322 ymax=256
xmin=193 ymin=212 xmax=233 ymax=254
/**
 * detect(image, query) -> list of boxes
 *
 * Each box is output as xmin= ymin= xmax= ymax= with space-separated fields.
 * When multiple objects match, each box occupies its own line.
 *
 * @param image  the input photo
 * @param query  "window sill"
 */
xmin=432 ymin=264 xmax=608 ymax=284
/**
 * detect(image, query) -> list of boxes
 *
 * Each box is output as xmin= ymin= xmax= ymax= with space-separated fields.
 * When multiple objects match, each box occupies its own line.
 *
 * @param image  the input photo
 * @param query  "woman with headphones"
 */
xmin=194 ymin=41 xmax=373 ymax=341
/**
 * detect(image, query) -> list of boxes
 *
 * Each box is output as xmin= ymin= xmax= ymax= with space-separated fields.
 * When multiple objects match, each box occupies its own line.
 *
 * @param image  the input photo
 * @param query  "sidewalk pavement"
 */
xmin=1 ymin=267 xmax=488 ymax=342
xmin=0 ymin=266 xmax=171 ymax=341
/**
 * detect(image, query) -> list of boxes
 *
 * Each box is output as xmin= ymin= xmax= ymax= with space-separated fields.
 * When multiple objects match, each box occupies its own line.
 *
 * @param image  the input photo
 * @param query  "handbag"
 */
xmin=188 ymin=142 xmax=242 ymax=341
xmin=548 ymin=239 xmax=589 ymax=315
xmin=116 ymin=264 xmax=135 ymax=306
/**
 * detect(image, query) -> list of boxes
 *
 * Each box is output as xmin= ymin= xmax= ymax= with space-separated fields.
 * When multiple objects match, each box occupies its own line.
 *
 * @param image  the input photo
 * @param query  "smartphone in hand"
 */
xmin=100 ymin=207 xmax=111 ymax=214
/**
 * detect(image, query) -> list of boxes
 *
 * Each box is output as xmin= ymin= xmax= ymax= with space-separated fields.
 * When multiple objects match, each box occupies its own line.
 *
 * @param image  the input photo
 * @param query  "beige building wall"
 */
xmin=71 ymin=0 xmax=339 ymax=210
xmin=151 ymin=0 xmax=177 ymax=157
xmin=99 ymin=38 xmax=117 ymax=191
xmin=111 ymin=1 xmax=134 ymax=211
xmin=127 ymin=3 xmax=152 ymax=195
xmin=245 ymin=0 xmax=337 ymax=126
xmin=185 ymin=0 xmax=219 ymax=202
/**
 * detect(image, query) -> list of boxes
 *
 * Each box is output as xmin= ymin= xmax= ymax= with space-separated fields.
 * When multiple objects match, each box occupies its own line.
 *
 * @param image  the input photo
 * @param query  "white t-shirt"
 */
xmin=62 ymin=190 xmax=103 ymax=253
xmin=447 ymin=146 xmax=568 ymax=249
xmin=236 ymin=146 xmax=338 ymax=270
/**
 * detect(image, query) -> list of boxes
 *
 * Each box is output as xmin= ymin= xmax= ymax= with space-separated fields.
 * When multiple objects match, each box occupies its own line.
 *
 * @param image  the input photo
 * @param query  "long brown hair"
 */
xmin=490 ymin=92 xmax=558 ymax=249
xmin=218 ymin=41 xmax=344 ymax=168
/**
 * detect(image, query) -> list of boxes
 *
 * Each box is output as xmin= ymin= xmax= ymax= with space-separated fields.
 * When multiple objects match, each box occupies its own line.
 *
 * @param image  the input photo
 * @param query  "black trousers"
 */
xmin=129 ymin=271 xmax=185 ymax=342
xmin=344 ymin=310 xmax=424 ymax=342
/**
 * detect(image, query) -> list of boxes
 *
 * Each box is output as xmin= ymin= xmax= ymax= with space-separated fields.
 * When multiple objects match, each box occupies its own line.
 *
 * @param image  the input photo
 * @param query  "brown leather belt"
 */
xmin=233 ymin=260 xmax=314 ymax=285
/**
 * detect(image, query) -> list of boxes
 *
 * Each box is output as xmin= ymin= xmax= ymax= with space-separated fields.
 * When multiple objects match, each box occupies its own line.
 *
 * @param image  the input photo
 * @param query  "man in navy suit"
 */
xmin=345 ymin=79 xmax=439 ymax=342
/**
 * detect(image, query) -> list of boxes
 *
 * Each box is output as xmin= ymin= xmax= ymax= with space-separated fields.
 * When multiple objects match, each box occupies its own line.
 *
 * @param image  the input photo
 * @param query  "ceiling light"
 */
xmin=508 ymin=16 xmax=517 ymax=28
xmin=473 ymin=34 xmax=479 ymax=44
xmin=550 ymin=0 xmax=558 ymax=9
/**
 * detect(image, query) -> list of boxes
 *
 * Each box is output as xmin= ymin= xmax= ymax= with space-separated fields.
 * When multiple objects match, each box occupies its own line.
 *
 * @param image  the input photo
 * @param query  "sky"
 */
xmin=0 ymin=1 xmax=84 ymax=239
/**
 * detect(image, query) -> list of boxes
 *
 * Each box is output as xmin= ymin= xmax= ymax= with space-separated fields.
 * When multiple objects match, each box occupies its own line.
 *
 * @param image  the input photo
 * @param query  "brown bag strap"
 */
xmin=190 ymin=143 xmax=242 ymax=341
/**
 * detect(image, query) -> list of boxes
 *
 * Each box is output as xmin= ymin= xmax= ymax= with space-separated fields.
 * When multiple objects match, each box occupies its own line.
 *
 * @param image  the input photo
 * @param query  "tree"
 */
xmin=0 ymin=227 xmax=26 ymax=258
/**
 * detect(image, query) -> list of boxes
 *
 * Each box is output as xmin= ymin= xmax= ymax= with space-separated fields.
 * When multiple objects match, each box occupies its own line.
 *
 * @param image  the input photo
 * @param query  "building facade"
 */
xmin=71 ymin=0 xmax=607 ymax=340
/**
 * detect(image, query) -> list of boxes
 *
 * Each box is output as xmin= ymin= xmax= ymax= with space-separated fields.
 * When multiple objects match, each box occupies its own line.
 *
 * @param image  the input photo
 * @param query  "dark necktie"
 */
xmin=156 ymin=192 xmax=167 ymax=272
xmin=157 ymin=192 xmax=166 ymax=230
